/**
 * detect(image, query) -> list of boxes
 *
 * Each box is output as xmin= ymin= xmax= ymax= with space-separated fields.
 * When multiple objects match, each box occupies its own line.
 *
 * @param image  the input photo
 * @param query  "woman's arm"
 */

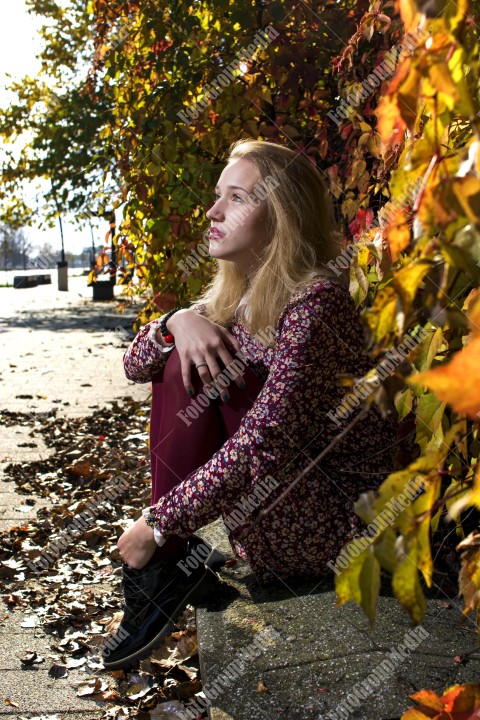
xmin=123 ymin=303 xmax=245 ymax=390
xmin=123 ymin=304 xmax=211 ymax=383
xmin=123 ymin=315 xmax=177 ymax=383
xmin=144 ymin=281 xmax=363 ymax=537
xmin=166 ymin=306 xmax=245 ymax=395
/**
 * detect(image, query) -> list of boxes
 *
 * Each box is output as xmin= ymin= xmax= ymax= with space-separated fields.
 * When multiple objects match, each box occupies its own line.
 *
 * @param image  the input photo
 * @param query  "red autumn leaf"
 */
xmin=349 ymin=208 xmax=374 ymax=238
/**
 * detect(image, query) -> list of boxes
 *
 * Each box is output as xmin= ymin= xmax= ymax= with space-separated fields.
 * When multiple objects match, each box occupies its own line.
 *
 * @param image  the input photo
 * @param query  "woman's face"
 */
xmin=206 ymin=157 xmax=270 ymax=277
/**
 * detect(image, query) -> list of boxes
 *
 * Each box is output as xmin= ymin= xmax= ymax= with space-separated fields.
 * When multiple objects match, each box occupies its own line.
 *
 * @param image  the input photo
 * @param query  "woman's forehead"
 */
xmin=218 ymin=158 xmax=261 ymax=189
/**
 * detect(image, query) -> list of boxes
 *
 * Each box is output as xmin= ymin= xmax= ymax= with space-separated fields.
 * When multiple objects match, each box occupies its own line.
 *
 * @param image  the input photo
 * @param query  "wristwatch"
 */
xmin=141 ymin=508 xmax=166 ymax=546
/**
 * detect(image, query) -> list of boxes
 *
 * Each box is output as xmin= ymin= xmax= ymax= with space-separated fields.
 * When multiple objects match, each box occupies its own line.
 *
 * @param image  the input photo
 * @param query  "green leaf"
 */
xmin=335 ymin=538 xmax=373 ymax=607
xmin=415 ymin=393 xmax=447 ymax=452
xmin=396 ymin=387 xmax=414 ymax=420
xmin=359 ymin=551 xmax=381 ymax=626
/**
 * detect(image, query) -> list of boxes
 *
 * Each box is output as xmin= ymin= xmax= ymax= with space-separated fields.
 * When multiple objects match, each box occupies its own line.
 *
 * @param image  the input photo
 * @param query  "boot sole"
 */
xmin=205 ymin=546 xmax=227 ymax=572
xmin=102 ymin=567 xmax=218 ymax=671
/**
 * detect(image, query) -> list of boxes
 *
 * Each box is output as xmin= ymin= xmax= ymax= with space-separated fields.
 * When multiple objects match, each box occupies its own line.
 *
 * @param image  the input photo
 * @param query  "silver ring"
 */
xmin=195 ymin=362 xmax=208 ymax=369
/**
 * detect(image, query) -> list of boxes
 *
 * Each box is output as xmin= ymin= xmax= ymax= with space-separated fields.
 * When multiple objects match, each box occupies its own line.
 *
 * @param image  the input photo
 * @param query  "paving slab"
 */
xmin=0 ymin=492 xmax=50 ymax=521
xmin=0 ymin=276 xmax=148 ymax=419
xmin=0 ymin=427 xmax=53 ymax=466
xmin=196 ymin=522 xmax=480 ymax=720
xmin=0 ymin=715 xmax=104 ymax=720
xmin=0 ymin=667 xmax=114 ymax=713
xmin=0 ymin=278 xmax=147 ymax=719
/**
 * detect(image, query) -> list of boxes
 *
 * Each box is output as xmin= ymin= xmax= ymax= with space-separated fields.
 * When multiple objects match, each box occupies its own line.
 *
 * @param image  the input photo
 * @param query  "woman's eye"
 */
xmin=212 ymin=193 xmax=244 ymax=203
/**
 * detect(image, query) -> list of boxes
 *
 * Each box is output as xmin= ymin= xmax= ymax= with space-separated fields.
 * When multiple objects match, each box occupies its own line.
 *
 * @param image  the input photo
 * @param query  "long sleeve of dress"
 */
xmin=123 ymin=319 xmax=173 ymax=383
xmin=123 ymin=305 xmax=206 ymax=383
xmin=144 ymin=281 xmax=366 ymax=541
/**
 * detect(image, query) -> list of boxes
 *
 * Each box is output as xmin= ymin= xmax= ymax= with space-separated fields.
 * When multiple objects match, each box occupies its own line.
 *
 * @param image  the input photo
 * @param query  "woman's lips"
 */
xmin=209 ymin=227 xmax=225 ymax=239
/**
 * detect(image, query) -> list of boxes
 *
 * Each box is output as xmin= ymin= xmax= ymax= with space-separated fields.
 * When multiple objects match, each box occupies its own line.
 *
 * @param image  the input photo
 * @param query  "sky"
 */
xmin=0 ymin=0 xmax=102 ymax=257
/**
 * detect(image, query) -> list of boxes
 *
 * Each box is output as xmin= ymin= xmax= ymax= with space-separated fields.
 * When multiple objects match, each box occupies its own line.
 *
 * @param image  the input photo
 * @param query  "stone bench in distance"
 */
xmin=36 ymin=274 xmax=52 ymax=285
xmin=13 ymin=275 xmax=38 ymax=289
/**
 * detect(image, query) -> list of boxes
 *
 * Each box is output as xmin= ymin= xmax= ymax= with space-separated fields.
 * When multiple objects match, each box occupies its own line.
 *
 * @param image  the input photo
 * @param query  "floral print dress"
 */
xmin=123 ymin=277 xmax=396 ymax=584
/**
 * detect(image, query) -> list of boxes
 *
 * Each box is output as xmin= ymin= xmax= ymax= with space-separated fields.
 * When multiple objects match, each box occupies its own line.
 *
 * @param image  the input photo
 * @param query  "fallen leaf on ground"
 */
xmin=0 ymin=401 xmax=204 ymax=720
xmin=48 ymin=664 xmax=68 ymax=678
xmin=20 ymin=616 xmax=37 ymax=628
xmin=125 ymin=673 xmax=158 ymax=700
xmin=20 ymin=651 xmax=44 ymax=666
xmin=2 ymin=593 xmax=25 ymax=606
xmin=76 ymin=678 xmax=107 ymax=696
xmin=150 ymin=700 xmax=191 ymax=718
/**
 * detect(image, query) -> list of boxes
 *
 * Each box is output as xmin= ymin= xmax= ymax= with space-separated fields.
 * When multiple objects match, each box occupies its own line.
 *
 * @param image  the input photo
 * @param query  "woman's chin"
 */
xmin=208 ymin=242 xmax=227 ymax=259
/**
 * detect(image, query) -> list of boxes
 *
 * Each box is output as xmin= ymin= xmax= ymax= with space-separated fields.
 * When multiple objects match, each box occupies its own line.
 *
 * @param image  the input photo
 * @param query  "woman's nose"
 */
xmin=206 ymin=200 xmax=224 ymax=222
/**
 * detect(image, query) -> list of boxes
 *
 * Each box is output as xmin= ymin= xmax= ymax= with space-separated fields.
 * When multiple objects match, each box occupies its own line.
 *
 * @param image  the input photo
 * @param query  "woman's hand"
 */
xmin=165 ymin=309 xmax=246 ymax=398
xmin=117 ymin=517 xmax=158 ymax=570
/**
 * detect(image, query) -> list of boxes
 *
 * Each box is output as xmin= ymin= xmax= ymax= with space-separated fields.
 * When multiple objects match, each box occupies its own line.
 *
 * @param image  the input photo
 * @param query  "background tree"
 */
xmin=88 ymin=0 xmax=362 ymax=314
xmin=0 ymin=0 xmax=116 ymax=229
xmin=0 ymin=225 xmax=13 ymax=271
xmin=0 ymin=224 xmax=33 ymax=269
xmin=11 ymin=228 xmax=33 ymax=269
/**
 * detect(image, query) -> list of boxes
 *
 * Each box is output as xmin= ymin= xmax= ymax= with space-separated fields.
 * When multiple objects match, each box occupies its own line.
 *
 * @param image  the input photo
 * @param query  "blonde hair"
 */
xmin=190 ymin=139 xmax=342 ymax=346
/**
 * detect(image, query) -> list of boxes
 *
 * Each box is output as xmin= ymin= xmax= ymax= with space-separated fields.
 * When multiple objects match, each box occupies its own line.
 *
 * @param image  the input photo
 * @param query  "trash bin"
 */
xmin=93 ymin=280 xmax=115 ymax=301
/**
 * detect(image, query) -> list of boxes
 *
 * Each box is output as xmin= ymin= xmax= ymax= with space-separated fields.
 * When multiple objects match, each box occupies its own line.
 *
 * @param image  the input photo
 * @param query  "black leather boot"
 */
xmin=102 ymin=535 xmax=226 ymax=670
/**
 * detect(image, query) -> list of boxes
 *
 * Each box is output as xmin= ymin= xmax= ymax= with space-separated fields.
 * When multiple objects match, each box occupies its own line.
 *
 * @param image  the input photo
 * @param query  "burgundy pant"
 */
xmin=148 ymin=348 xmax=264 ymax=560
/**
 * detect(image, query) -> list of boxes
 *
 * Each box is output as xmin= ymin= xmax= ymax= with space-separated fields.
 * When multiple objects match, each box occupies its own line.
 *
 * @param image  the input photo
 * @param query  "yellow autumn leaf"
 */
xmin=465 ymin=288 xmax=480 ymax=338
xmin=335 ymin=539 xmax=374 ymax=607
xmin=364 ymin=285 xmax=399 ymax=347
xmin=418 ymin=180 xmax=454 ymax=231
xmin=373 ymin=528 xmax=397 ymax=573
xmin=445 ymin=0 xmax=471 ymax=33
xmin=457 ymin=531 xmax=480 ymax=624
xmin=349 ymin=242 xmax=370 ymax=306
xmin=408 ymin=336 xmax=480 ymax=419
xmin=396 ymin=387 xmax=414 ymax=420
xmin=452 ymin=176 xmax=480 ymax=224
xmin=392 ymin=543 xmax=426 ymax=623
xmin=414 ymin=327 xmax=445 ymax=373
xmin=385 ymin=208 xmax=411 ymax=261
xmin=376 ymin=95 xmax=407 ymax=150
xmin=397 ymin=67 xmax=421 ymax=132
xmin=412 ymin=478 xmax=439 ymax=586
xmin=393 ymin=261 xmax=431 ymax=318
xmin=471 ymin=466 xmax=480 ymax=509
xmin=398 ymin=0 xmax=421 ymax=32
xmin=371 ymin=467 xmax=422 ymax=523
xmin=427 ymin=61 xmax=459 ymax=104
xmin=415 ymin=392 xmax=446 ymax=452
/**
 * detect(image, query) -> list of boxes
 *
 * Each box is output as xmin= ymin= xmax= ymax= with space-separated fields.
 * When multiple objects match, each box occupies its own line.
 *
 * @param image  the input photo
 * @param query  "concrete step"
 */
xmin=195 ymin=521 xmax=480 ymax=720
